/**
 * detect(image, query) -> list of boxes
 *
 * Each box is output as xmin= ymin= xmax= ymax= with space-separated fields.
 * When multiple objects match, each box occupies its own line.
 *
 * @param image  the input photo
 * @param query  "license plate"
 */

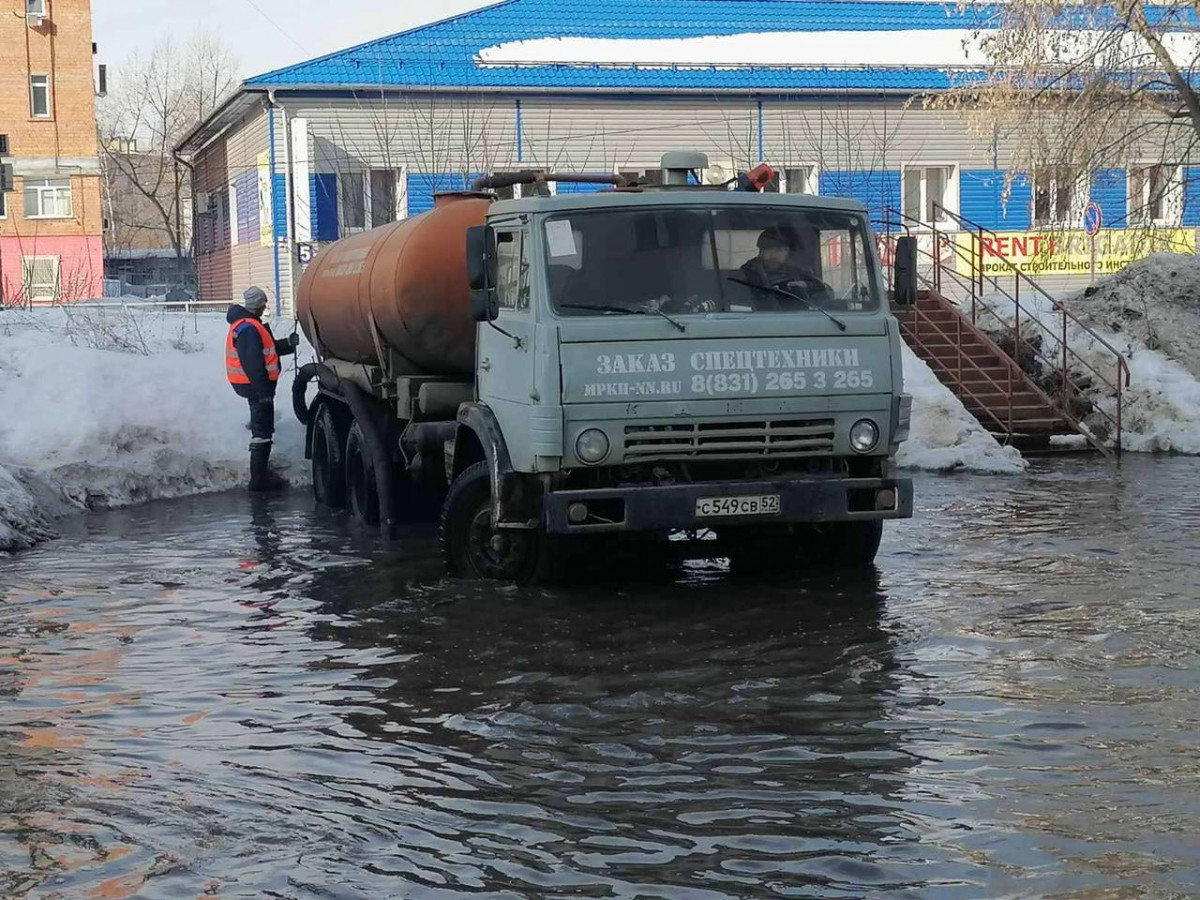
xmin=695 ymin=494 xmax=781 ymax=518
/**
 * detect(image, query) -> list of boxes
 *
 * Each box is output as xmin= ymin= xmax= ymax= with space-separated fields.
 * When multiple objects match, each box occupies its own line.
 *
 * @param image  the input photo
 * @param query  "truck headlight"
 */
xmin=575 ymin=428 xmax=610 ymax=464
xmin=849 ymin=419 xmax=879 ymax=453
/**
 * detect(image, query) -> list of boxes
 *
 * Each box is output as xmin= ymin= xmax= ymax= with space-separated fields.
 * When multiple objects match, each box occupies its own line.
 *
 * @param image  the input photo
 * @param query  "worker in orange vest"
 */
xmin=226 ymin=287 xmax=300 ymax=491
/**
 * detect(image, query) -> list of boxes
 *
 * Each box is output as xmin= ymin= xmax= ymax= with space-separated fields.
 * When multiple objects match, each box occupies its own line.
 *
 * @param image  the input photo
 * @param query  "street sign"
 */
xmin=1084 ymin=202 xmax=1103 ymax=237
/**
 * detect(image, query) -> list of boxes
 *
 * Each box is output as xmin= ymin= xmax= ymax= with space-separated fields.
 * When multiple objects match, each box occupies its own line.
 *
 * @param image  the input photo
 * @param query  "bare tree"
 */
xmin=935 ymin=1 xmax=1200 ymax=225
xmin=98 ymin=34 xmax=239 ymax=265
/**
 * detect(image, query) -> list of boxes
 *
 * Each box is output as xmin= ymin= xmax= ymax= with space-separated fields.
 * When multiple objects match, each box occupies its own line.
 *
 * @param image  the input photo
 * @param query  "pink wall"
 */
xmin=0 ymin=234 xmax=105 ymax=304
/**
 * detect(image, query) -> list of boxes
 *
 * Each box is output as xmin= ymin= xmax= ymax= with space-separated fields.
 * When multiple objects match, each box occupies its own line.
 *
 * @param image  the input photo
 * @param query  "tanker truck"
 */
xmin=293 ymin=152 xmax=916 ymax=581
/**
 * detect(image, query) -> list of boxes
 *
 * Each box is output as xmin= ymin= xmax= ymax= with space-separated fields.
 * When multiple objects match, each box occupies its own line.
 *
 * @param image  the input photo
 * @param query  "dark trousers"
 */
xmin=247 ymin=398 xmax=275 ymax=442
xmin=234 ymin=385 xmax=276 ymax=443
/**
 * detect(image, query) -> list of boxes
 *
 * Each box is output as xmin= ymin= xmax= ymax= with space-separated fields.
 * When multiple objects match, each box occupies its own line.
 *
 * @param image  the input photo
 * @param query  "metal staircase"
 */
xmin=885 ymin=206 xmax=1131 ymax=457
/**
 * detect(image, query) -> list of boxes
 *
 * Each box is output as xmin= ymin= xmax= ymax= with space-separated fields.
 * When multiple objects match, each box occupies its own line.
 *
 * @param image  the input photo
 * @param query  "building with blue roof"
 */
xmin=176 ymin=0 xmax=1200 ymax=311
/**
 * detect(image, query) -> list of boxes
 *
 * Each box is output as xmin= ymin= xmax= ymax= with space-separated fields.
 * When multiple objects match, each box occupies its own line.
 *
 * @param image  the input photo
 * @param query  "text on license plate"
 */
xmin=695 ymin=494 xmax=781 ymax=518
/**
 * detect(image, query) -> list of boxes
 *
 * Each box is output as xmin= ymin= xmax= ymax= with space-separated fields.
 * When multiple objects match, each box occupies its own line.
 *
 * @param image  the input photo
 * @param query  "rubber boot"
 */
xmin=248 ymin=442 xmax=286 ymax=492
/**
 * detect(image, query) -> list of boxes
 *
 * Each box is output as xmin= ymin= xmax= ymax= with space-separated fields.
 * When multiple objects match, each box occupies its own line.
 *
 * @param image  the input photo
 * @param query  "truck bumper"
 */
xmin=544 ymin=476 xmax=914 ymax=535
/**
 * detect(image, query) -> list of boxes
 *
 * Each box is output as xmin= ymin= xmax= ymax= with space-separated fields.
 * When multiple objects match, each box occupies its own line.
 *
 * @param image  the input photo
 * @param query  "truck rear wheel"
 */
xmin=345 ymin=420 xmax=380 ymax=527
xmin=311 ymin=404 xmax=347 ymax=509
xmin=441 ymin=462 xmax=547 ymax=582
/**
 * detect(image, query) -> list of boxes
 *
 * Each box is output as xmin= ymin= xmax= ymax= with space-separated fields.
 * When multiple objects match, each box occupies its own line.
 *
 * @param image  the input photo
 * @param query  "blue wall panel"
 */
xmin=311 ymin=174 xmax=339 ymax=242
xmin=407 ymin=173 xmax=483 ymax=216
xmin=556 ymin=178 xmax=611 ymax=195
xmin=1182 ymin=167 xmax=1200 ymax=226
xmin=1089 ymin=169 xmax=1127 ymax=226
xmin=959 ymin=170 xmax=1032 ymax=231
xmin=818 ymin=170 xmax=900 ymax=231
xmin=272 ymin=175 xmax=288 ymax=238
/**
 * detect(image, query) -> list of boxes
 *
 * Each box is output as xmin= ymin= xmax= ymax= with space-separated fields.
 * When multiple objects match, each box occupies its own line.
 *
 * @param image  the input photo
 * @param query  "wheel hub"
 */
xmin=468 ymin=508 xmax=530 ymax=579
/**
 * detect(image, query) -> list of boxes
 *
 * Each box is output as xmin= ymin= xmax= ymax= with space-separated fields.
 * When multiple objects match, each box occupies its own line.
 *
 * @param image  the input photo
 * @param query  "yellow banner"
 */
xmin=257 ymin=152 xmax=273 ymax=247
xmin=954 ymin=228 xmax=1196 ymax=278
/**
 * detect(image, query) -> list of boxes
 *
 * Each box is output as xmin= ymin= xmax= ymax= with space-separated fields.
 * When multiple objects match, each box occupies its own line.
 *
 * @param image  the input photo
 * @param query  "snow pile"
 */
xmin=0 ymin=308 xmax=308 ymax=551
xmin=1054 ymin=323 xmax=1200 ymax=454
xmin=1068 ymin=253 xmax=1200 ymax=381
xmin=897 ymin=345 xmax=1028 ymax=475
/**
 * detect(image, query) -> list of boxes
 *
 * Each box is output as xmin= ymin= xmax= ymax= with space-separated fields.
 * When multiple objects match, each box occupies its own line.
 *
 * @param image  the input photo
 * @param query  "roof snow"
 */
xmin=477 ymin=31 xmax=987 ymax=69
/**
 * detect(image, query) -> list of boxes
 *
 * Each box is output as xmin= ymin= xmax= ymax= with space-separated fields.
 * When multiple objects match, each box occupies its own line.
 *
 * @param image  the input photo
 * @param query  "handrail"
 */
xmin=886 ymin=214 xmax=1125 ymax=407
xmin=902 ymin=285 xmax=1113 ymax=460
xmin=883 ymin=205 xmax=1129 ymax=454
xmin=932 ymin=203 xmax=1131 ymax=389
xmin=902 ymin=303 xmax=1023 ymax=438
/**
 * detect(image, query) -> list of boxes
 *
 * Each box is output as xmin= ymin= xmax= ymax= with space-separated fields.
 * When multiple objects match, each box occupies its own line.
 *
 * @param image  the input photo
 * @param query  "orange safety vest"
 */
xmin=226 ymin=317 xmax=281 ymax=386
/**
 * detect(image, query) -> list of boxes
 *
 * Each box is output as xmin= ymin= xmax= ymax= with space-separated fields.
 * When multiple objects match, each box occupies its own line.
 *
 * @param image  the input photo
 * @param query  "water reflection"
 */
xmin=1 ymin=456 xmax=1199 ymax=896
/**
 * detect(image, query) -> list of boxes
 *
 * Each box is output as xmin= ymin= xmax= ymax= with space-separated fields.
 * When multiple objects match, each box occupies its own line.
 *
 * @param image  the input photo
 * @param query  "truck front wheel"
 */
xmin=441 ymin=462 xmax=546 ymax=582
xmin=818 ymin=520 xmax=883 ymax=568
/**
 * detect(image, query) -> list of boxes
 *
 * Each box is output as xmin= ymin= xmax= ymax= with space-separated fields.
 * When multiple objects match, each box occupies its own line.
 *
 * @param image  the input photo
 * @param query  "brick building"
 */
xmin=0 ymin=0 xmax=104 ymax=305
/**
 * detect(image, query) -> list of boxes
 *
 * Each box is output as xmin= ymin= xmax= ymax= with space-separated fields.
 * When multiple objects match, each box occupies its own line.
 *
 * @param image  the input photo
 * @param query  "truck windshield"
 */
xmin=544 ymin=207 xmax=879 ymax=317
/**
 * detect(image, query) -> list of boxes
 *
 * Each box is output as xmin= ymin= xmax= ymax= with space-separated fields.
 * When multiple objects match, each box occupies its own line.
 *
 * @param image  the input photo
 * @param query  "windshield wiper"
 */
xmin=559 ymin=303 xmax=686 ymax=333
xmin=726 ymin=277 xmax=848 ymax=332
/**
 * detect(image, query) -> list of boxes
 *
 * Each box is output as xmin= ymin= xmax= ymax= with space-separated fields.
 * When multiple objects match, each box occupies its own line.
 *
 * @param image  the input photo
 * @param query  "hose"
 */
xmin=291 ymin=362 xmax=337 ymax=426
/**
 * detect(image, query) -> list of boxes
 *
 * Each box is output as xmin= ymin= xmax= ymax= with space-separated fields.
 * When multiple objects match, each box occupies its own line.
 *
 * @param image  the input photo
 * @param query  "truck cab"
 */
xmin=446 ymin=161 xmax=913 ymax=579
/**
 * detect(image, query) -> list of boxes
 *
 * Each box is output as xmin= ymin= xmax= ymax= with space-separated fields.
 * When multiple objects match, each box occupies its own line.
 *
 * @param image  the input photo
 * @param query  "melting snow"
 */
xmin=0 ymin=308 xmax=309 ymax=551
xmin=897 ymin=345 xmax=1027 ymax=475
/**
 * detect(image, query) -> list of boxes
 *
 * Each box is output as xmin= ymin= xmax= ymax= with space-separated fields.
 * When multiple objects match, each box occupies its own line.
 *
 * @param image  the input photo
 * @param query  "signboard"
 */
xmin=257 ymin=152 xmax=272 ymax=247
xmin=955 ymin=228 xmax=1195 ymax=278
xmin=1083 ymin=202 xmax=1102 ymax=237
xmin=560 ymin=337 xmax=891 ymax=404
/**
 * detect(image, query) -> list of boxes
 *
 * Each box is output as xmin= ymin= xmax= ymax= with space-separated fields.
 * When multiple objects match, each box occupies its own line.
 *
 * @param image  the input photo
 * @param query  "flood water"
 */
xmin=2 ymin=456 xmax=1199 ymax=899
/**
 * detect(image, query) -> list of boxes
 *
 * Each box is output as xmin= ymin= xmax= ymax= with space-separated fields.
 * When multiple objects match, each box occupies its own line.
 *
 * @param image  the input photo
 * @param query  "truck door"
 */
xmin=477 ymin=226 xmax=536 ymax=415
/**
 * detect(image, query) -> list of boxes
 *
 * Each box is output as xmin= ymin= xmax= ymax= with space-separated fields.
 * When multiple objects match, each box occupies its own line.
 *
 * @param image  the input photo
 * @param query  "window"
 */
xmin=1033 ymin=167 xmax=1083 ymax=226
xmin=1129 ymin=164 xmax=1182 ymax=226
xmin=0 ymin=189 xmax=5 ymax=219
xmin=763 ymin=166 xmax=818 ymax=195
xmin=370 ymin=170 xmax=396 ymax=226
xmin=495 ymin=230 xmax=530 ymax=311
xmin=903 ymin=166 xmax=956 ymax=224
xmin=24 ymin=178 xmax=72 ymax=218
xmin=30 ymin=75 xmax=50 ymax=118
xmin=22 ymin=256 xmax=59 ymax=302
xmin=26 ymin=0 xmax=47 ymax=15
xmin=340 ymin=172 xmax=365 ymax=230
xmin=545 ymin=206 xmax=878 ymax=316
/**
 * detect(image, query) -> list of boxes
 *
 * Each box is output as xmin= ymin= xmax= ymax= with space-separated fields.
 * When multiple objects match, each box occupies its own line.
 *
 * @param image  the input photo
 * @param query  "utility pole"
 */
xmin=0 ymin=134 xmax=12 ymax=306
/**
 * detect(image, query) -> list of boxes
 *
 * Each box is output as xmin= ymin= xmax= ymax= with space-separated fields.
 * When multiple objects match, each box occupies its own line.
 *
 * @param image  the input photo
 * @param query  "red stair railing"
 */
xmin=881 ymin=207 xmax=1130 ymax=456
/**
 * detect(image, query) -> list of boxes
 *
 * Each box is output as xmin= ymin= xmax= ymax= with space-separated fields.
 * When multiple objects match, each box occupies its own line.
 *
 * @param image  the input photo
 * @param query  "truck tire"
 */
xmin=345 ymin=420 xmax=380 ymax=527
xmin=725 ymin=526 xmax=804 ymax=577
xmin=311 ymin=404 xmax=347 ymax=509
xmin=441 ymin=461 xmax=549 ymax=582
xmin=821 ymin=520 xmax=883 ymax=568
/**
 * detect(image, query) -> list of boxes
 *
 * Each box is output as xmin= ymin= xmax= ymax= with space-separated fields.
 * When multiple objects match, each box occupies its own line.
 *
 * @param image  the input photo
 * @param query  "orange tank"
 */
xmin=297 ymin=194 xmax=490 ymax=377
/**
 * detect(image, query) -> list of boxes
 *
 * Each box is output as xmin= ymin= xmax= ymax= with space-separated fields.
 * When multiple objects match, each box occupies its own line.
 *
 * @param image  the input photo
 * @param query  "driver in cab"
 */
xmin=737 ymin=227 xmax=828 ymax=310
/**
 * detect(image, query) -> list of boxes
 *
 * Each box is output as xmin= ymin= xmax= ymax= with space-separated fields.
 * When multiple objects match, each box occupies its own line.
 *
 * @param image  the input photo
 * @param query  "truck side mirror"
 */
xmin=893 ymin=235 xmax=918 ymax=305
xmin=466 ymin=225 xmax=499 ymax=321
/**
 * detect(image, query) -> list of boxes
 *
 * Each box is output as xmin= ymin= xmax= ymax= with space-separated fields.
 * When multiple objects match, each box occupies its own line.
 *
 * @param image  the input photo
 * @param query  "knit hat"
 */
xmin=243 ymin=286 xmax=269 ymax=314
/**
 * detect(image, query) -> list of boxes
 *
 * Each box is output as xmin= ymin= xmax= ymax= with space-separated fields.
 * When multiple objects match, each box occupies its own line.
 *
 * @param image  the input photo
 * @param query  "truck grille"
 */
xmin=623 ymin=418 xmax=836 ymax=461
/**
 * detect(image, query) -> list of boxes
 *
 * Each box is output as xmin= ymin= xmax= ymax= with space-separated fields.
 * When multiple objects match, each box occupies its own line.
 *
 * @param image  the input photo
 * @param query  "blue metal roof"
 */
xmin=243 ymin=0 xmax=1199 ymax=94
xmin=245 ymin=0 xmax=1001 ymax=93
